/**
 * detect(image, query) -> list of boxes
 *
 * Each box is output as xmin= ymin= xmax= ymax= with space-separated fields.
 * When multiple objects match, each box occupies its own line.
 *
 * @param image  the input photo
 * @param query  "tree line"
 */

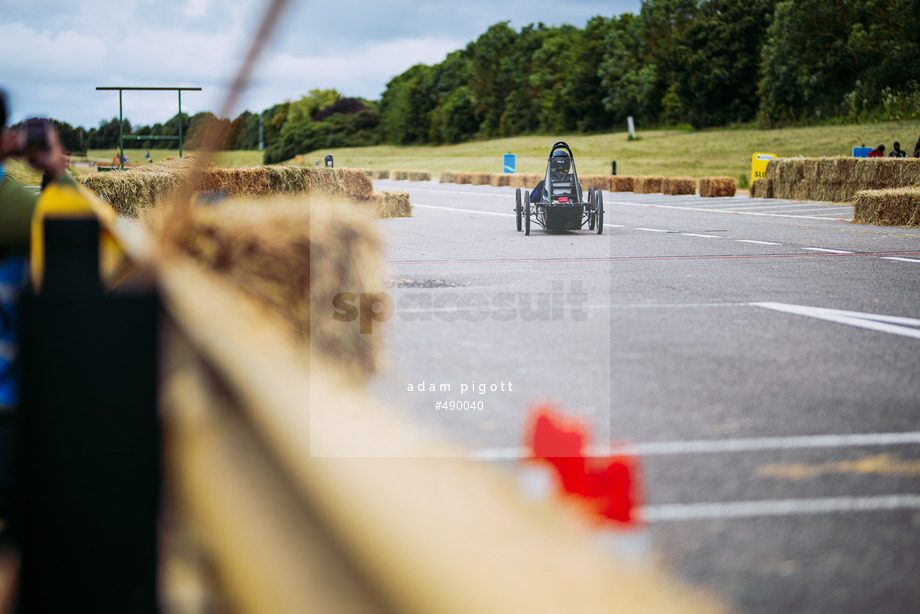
xmin=37 ymin=0 xmax=920 ymax=162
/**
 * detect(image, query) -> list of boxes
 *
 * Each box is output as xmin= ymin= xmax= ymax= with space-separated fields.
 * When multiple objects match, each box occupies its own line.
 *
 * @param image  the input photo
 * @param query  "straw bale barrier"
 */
xmin=336 ymin=168 xmax=375 ymax=201
xmin=634 ymin=175 xmax=664 ymax=194
xmin=390 ymin=169 xmax=410 ymax=181
xmin=507 ymin=173 xmax=543 ymax=189
xmin=361 ymin=169 xmax=390 ymax=180
xmin=853 ymin=187 xmax=920 ymax=227
xmin=371 ymin=191 xmax=412 ymax=218
xmin=454 ymin=172 xmax=473 ymax=184
xmin=83 ymin=162 xmax=411 ymax=219
xmin=489 ymin=173 xmax=512 ymax=187
xmin=407 ymin=170 xmax=431 ymax=182
xmin=750 ymin=177 xmax=773 ymax=199
xmin=699 ymin=176 xmax=736 ymax=197
xmin=754 ymin=157 xmax=920 ymax=202
xmin=153 ymin=197 xmax=387 ymax=376
xmin=439 ymin=171 xmax=457 ymax=184
xmin=610 ymin=176 xmax=635 ymax=192
xmin=663 ymin=177 xmax=697 ymax=196
xmin=579 ymin=174 xmax=612 ymax=191
xmin=470 ymin=172 xmax=492 ymax=185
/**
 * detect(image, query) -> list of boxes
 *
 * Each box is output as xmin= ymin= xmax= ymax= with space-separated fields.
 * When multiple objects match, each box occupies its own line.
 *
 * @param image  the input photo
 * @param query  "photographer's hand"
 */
xmin=30 ymin=125 xmax=67 ymax=179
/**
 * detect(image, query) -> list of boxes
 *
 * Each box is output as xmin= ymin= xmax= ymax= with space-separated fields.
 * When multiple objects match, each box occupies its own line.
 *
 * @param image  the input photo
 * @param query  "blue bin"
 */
xmin=503 ymin=154 xmax=516 ymax=174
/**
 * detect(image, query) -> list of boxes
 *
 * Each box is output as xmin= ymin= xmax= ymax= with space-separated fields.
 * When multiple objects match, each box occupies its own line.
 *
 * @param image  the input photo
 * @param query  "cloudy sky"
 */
xmin=2 ymin=0 xmax=640 ymax=130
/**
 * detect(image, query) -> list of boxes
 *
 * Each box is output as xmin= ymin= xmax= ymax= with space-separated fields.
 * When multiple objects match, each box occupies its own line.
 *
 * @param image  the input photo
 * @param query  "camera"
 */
xmin=15 ymin=118 xmax=52 ymax=160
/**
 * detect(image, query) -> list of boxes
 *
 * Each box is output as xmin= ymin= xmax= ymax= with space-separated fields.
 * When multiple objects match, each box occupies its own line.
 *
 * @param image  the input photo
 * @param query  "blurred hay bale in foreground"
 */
xmin=853 ymin=187 xmax=920 ymax=227
xmin=663 ymin=177 xmax=696 ymax=195
xmin=634 ymin=175 xmax=663 ymax=194
xmin=152 ymin=196 xmax=387 ymax=376
xmin=699 ymin=176 xmax=736 ymax=197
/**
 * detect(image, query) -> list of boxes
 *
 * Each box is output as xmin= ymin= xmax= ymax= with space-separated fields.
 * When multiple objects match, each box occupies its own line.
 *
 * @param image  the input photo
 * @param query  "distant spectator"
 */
xmin=889 ymin=142 xmax=907 ymax=157
xmin=913 ymin=138 xmax=920 ymax=158
xmin=867 ymin=144 xmax=886 ymax=158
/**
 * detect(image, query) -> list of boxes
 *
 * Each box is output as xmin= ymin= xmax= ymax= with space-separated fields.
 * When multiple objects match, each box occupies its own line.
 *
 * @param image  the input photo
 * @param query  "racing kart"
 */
xmin=515 ymin=141 xmax=603 ymax=236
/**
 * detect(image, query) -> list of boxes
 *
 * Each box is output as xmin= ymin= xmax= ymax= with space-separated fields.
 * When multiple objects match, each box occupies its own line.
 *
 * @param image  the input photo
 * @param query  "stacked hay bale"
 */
xmin=362 ymin=169 xmax=390 ymax=180
xmin=390 ymin=170 xmax=410 ymax=181
xmin=470 ymin=172 xmax=491 ymax=185
xmin=152 ymin=197 xmax=387 ymax=376
xmin=82 ymin=161 xmax=410 ymax=219
xmin=634 ymin=176 xmax=663 ymax=194
xmin=699 ymin=177 xmax=736 ymax=197
xmin=508 ymin=174 xmax=542 ymax=189
xmin=749 ymin=178 xmax=773 ymax=199
xmin=662 ymin=177 xmax=696 ymax=195
xmin=407 ymin=170 xmax=431 ymax=181
xmin=578 ymin=175 xmax=611 ymax=192
xmin=609 ymin=176 xmax=635 ymax=192
xmin=853 ymin=188 xmax=920 ymax=227
xmin=439 ymin=171 xmax=457 ymax=184
xmin=489 ymin=174 xmax=512 ymax=187
xmin=755 ymin=157 xmax=920 ymax=202
xmin=454 ymin=172 xmax=473 ymax=185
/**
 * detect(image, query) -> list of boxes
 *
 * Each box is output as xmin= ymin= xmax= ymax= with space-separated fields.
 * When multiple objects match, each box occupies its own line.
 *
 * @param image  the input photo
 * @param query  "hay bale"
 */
xmin=373 ymin=191 xmax=412 ymax=218
xmin=853 ymin=187 xmax=920 ymax=226
xmin=337 ymin=168 xmax=376 ymax=201
xmin=699 ymin=176 xmax=736 ymax=197
xmin=634 ymin=176 xmax=663 ymax=194
xmin=151 ymin=197 xmax=387 ymax=376
xmin=390 ymin=169 xmax=409 ymax=181
xmin=439 ymin=171 xmax=457 ymax=184
xmin=749 ymin=178 xmax=773 ymax=199
xmin=82 ymin=169 xmax=184 ymax=217
xmin=609 ymin=176 xmax=635 ymax=192
xmin=489 ymin=174 xmax=512 ymax=187
xmin=662 ymin=177 xmax=696 ymax=195
xmin=470 ymin=172 xmax=491 ymax=185
xmin=407 ymin=170 xmax=431 ymax=182
xmin=308 ymin=166 xmax=346 ymax=199
xmin=454 ymin=172 xmax=473 ymax=185
xmin=579 ymin=175 xmax=611 ymax=191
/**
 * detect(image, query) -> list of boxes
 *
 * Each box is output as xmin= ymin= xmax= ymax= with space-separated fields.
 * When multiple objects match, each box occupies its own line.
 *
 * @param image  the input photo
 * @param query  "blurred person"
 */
xmin=867 ymin=143 xmax=886 ymax=157
xmin=889 ymin=141 xmax=907 ymax=157
xmin=913 ymin=138 xmax=920 ymax=157
xmin=0 ymin=88 xmax=70 ymax=542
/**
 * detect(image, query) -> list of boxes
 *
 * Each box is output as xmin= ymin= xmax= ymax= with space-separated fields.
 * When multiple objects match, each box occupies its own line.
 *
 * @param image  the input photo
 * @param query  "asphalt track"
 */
xmin=367 ymin=179 xmax=920 ymax=614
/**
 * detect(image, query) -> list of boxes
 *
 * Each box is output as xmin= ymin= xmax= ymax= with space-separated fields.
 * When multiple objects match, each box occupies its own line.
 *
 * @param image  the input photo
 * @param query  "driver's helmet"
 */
xmin=550 ymin=149 xmax=571 ymax=178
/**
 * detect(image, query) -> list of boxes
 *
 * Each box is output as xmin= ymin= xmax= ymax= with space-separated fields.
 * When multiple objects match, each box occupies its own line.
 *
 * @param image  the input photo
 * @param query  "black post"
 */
xmin=611 ymin=161 xmax=617 ymax=176
xmin=17 ymin=217 xmax=161 ymax=613
xmin=324 ymin=154 xmax=334 ymax=168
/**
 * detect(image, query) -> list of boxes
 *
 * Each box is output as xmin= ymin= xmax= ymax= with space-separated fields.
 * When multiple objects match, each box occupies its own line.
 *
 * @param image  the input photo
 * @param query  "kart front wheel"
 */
xmin=524 ymin=190 xmax=531 ymax=236
xmin=515 ymin=188 xmax=522 ymax=232
xmin=596 ymin=191 xmax=604 ymax=235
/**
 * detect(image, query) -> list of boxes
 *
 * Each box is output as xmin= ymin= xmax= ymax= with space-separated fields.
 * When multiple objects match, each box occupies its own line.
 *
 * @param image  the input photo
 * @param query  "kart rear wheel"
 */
xmin=524 ymin=190 xmax=531 ymax=236
xmin=587 ymin=187 xmax=596 ymax=230
xmin=515 ymin=188 xmax=522 ymax=231
xmin=596 ymin=191 xmax=604 ymax=235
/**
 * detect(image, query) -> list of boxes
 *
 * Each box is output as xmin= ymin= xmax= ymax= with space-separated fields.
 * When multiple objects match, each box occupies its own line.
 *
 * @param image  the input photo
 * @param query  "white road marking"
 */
xmin=803 ymin=247 xmax=854 ymax=254
xmin=754 ymin=302 xmax=920 ymax=340
xmin=606 ymin=199 xmax=852 ymax=221
xmin=883 ymin=257 xmax=920 ymax=264
xmin=736 ymin=240 xmax=782 ymax=246
xmin=470 ymin=431 xmax=920 ymax=461
xmin=682 ymin=233 xmax=723 ymax=239
xmin=636 ymin=227 xmax=670 ymax=233
xmin=641 ymin=495 xmax=920 ymax=522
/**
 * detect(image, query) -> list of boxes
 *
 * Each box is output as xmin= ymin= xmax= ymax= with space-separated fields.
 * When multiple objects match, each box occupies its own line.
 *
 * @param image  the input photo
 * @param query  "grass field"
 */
xmin=300 ymin=120 xmax=920 ymax=185
xmin=5 ymin=120 xmax=919 ymax=188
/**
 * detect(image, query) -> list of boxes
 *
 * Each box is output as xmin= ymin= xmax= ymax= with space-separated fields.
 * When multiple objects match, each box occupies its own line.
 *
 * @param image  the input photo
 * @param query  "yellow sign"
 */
xmin=751 ymin=152 xmax=776 ymax=181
